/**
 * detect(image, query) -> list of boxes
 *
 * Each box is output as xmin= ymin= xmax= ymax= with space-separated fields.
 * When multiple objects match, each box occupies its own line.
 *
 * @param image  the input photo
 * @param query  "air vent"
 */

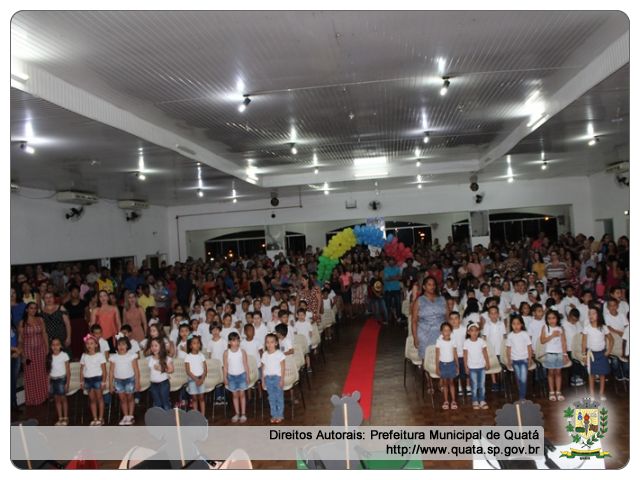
xmin=55 ymin=191 xmax=98 ymax=205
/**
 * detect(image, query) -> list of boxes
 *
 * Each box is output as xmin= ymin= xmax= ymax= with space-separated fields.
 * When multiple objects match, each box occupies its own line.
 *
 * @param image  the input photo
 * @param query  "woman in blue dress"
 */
xmin=412 ymin=276 xmax=449 ymax=359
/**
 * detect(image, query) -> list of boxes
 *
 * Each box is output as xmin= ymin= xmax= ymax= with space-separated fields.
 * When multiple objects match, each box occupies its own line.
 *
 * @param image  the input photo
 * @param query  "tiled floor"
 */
xmin=12 ymin=316 xmax=629 ymax=469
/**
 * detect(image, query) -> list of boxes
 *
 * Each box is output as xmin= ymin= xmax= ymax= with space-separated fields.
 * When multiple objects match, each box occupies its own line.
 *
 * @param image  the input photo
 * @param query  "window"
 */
xmin=454 ymin=213 xmax=558 ymax=244
xmin=205 ymin=230 xmax=306 ymax=258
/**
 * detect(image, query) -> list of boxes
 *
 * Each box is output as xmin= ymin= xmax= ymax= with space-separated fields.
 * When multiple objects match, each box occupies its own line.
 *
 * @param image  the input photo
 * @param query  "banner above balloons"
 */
xmin=316 ymin=225 xmax=412 ymax=282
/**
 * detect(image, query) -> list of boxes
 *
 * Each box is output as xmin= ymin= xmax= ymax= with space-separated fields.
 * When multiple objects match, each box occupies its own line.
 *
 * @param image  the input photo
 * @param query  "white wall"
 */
xmin=11 ymin=188 xmax=170 ymax=265
xmin=169 ymin=176 xmax=595 ymax=262
xmin=588 ymin=170 xmax=630 ymax=238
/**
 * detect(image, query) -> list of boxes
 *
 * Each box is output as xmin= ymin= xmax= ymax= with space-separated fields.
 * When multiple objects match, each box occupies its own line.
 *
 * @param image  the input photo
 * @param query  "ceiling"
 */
xmin=10 ymin=11 xmax=629 ymax=205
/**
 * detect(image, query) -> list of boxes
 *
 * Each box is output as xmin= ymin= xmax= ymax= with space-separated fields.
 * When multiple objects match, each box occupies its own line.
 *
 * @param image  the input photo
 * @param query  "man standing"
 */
xmin=383 ymin=257 xmax=402 ymax=323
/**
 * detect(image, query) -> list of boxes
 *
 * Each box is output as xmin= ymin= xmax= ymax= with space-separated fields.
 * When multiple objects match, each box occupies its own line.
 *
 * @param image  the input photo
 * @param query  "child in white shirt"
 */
xmin=463 ymin=323 xmax=490 ymax=410
xmin=294 ymin=309 xmax=313 ymax=371
xmin=481 ymin=306 xmax=506 ymax=392
xmin=436 ymin=322 xmax=459 ymax=410
xmin=505 ymin=315 xmax=532 ymax=400
xmin=109 ymin=337 xmax=140 ymax=425
xmin=80 ymin=335 xmax=107 ymax=426
xmin=49 ymin=338 xmax=70 ymax=425
xmin=449 ymin=311 xmax=470 ymax=396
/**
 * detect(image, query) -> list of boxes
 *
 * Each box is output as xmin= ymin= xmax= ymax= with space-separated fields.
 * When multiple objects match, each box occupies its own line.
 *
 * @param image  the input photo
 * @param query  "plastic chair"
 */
xmin=310 ymin=323 xmax=325 ymax=366
xmin=282 ymin=355 xmax=304 ymax=419
xmin=168 ymin=358 xmax=187 ymax=405
xmin=486 ymin=351 xmax=507 ymax=400
xmin=66 ymin=362 xmax=83 ymax=424
xmin=404 ymin=336 xmax=423 ymax=389
xmin=246 ymin=355 xmax=262 ymax=418
xmin=294 ymin=334 xmax=310 ymax=355
xmin=422 ymin=345 xmax=439 ymax=408
xmin=608 ymin=333 xmax=629 ymax=394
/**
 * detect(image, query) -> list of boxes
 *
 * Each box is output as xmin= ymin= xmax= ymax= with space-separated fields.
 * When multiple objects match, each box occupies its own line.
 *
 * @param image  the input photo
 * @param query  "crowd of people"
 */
xmin=10 ymin=230 xmax=630 ymax=423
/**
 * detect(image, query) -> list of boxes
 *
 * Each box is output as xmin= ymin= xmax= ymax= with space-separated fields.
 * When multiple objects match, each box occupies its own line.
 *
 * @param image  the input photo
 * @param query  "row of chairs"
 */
xmin=405 ymin=331 xmax=629 ymax=407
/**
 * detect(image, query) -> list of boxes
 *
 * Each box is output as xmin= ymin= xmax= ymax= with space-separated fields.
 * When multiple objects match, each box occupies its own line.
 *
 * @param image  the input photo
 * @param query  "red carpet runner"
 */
xmin=342 ymin=318 xmax=381 ymax=420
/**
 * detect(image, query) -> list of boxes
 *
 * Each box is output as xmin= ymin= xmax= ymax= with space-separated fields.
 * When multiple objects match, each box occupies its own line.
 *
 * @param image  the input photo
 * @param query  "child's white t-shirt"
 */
xmin=207 ymin=337 xmax=227 ymax=362
xmin=261 ymin=350 xmax=286 ymax=376
xmin=110 ymin=352 xmax=137 ymax=379
xmin=604 ymin=311 xmax=629 ymax=332
xmin=482 ymin=319 xmax=506 ymax=355
xmin=254 ymin=323 xmax=268 ymax=349
xmin=583 ymin=324 xmax=610 ymax=352
xmin=148 ymin=356 xmax=172 ymax=383
xmin=506 ymin=331 xmax=531 ymax=361
xmin=542 ymin=325 xmax=564 ymax=354
xmin=241 ymin=338 xmax=261 ymax=362
xmin=522 ymin=316 xmax=533 ymax=332
xmin=294 ymin=321 xmax=313 ymax=343
xmin=129 ymin=339 xmax=141 ymax=355
xmin=266 ymin=319 xmax=280 ymax=333
xmin=176 ymin=340 xmax=188 ymax=359
xmin=81 ymin=352 xmax=106 ymax=378
xmin=185 ymin=352 xmax=206 ymax=377
xmin=50 ymin=351 xmax=70 ymax=377
xmin=511 ymin=292 xmax=530 ymax=308
xmin=98 ymin=338 xmax=110 ymax=355
xmin=462 ymin=312 xmax=480 ymax=328
xmin=220 ymin=327 xmax=239 ymax=343
xmin=196 ymin=322 xmax=211 ymax=340
xmin=463 ymin=338 xmax=487 ymax=369
xmin=279 ymin=336 xmax=293 ymax=353
xmin=451 ymin=326 xmax=466 ymax=358
xmin=561 ymin=320 xmax=581 ymax=353
xmin=528 ymin=318 xmax=545 ymax=352
xmin=435 ymin=336 xmax=456 ymax=363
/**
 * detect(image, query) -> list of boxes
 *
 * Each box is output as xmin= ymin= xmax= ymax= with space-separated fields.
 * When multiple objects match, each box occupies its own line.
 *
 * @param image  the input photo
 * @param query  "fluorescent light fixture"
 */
xmin=437 ymin=57 xmax=446 ymax=74
xmin=353 ymin=156 xmax=387 ymax=169
xmin=246 ymin=166 xmax=258 ymax=181
xmin=24 ymin=121 xmax=34 ymax=140
xmin=506 ymin=155 xmax=511 ymax=165
xmin=354 ymin=170 xmax=388 ymax=178
xmin=418 ymin=184 xmax=423 ymax=189
xmin=530 ymin=114 xmax=549 ymax=131
xmin=587 ymin=122 xmax=595 ymax=137
xmin=313 ymin=153 xmax=318 ymax=165
xmin=414 ymin=147 xmax=420 ymax=157
xmin=232 ymin=189 xmax=237 ymax=197
xmin=137 ymin=172 xmax=146 ymax=181
xmin=417 ymin=174 xmax=422 ymax=182
xmin=507 ymin=166 xmax=513 ymax=177
xmin=423 ymin=132 xmax=430 ymax=144
xmin=138 ymin=155 xmax=145 ymax=172
xmin=526 ymin=111 xmax=544 ymax=128
xmin=541 ymin=151 xmax=545 ymax=161
xmin=524 ymin=90 xmax=540 ymax=106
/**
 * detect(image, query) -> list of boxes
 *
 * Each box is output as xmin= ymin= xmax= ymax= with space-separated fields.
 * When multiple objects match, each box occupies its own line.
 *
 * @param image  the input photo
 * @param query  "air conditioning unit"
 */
xmin=117 ymin=200 xmax=149 ymax=210
xmin=55 ymin=191 xmax=98 ymax=205
xmin=605 ymin=161 xmax=629 ymax=174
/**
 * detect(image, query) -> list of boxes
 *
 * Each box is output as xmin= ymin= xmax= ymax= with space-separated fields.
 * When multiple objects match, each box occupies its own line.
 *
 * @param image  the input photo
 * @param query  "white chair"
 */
xmin=404 ymin=336 xmax=423 ymax=388
xmin=422 ymin=345 xmax=440 ymax=408
xmin=169 ymin=358 xmax=187 ymax=401
xmin=294 ymin=334 xmax=310 ymax=355
xmin=282 ymin=356 xmax=304 ymax=419
xmin=137 ymin=358 xmax=151 ymax=394
xmin=245 ymin=355 xmax=262 ymax=418
xmin=65 ymin=362 xmax=83 ymax=424
xmin=163 ymin=326 xmax=171 ymax=337
xmin=310 ymin=323 xmax=325 ymax=366
xmin=608 ymin=333 xmax=629 ymax=393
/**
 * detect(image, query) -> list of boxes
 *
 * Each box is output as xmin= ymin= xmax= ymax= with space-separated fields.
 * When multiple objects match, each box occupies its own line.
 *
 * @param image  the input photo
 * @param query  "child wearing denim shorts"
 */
xmin=185 ymin=335 xmax=207 ymax=416
xmin=80 ymin=334 xmax=107 ymax=426
xmin=109 ymin=337 xmax=140 ymax=425
xmin=48 ymin=338 xmax=70 ymax=425
xmin=224 ymin=332 xmax=250 ymax=423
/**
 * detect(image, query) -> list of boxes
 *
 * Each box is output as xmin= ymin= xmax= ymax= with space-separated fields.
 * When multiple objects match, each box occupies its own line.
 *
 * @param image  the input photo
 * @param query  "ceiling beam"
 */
xmin=10 ymin=58 xmax=260 ymax=187
xmin=478 ymin=30 xmax=629 ymax=172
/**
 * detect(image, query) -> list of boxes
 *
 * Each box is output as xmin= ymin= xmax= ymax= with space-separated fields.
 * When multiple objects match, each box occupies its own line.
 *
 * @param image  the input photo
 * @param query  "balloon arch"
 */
xmin=316 ymin=225 xmax=413 ymax=282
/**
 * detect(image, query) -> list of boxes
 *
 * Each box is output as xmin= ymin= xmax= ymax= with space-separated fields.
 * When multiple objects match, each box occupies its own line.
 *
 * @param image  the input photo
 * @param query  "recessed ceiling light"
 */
xmin=324 ymin=190 xmax=329 ymax=195
xmin=313 ymin=153 xmax=318 ymax=165
xmin=541 ymin=161 xmax=548 ymax=170
xmin=416 ymin=160 xmax=421 ymax=167
xmin=198 ymin=189 xmax=204 ymax=197
xmin=137 ymin=172 xmax=146 ymax=181
xmin=24 ymin=145 xmax=35 ymax=155
xmin=314 ymin=168 xmax=319 ymax=175
xmin=418 ymin=184 xmax=423 ymax=189
xmin=290 ymin=143 xmax=298 ymax=155
xmin=414 ymin=147 xmax=420 ymax=157
xmin=507 ymin=177 xmax=514 ymax=183
xmin=624 ymin=210 xmax=629 ymax=216
xmin=233 ymin=198 xmax=238 ymax=203
xmin=588 ymin=137 xmax=600 ymax=147
xmin=423 ymin=132 xmax=430 ymax=144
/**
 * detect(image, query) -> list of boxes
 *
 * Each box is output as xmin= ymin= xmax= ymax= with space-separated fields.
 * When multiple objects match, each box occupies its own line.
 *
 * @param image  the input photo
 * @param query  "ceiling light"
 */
xmin=506 ymin=155 xmax=511 ymax=165
xmin=138 ymin=147 xmax=143 ymax=153
xmin=524 ymin=90 xmax=541 ymax=106
xmin=313 ymin=153 xmax=318 ymax=165
xmin=324 ymin=190 xmax=329 ymax=195
xmin=246 ymin=166 xmax=258 ymax=181
xmin=423 ymin=132 xmax=430 ymax=144
xmin=233 ymin=198 xmax=238 ymax=203
xmin=416 ymin=160 xmax=421 ymax=167
xmin=353 ymin=156 xmax=387 ymax=169
xmin=624 ymin=210 xmax=629 ymax=216
xmin=238 ymin=96 xmax=251 ymax=113
xmin=373 ymin=181 xmax=379 ymax=187
xmin=290 ymin=143 xmax=298 ymax=155
xmin=198 ymin=189 xmax=204 ymax=198
xmin=138 ymin=155 xmax=145 ymax=172
xmin=354 ymin=170 xmax=388 ymax=178
xmin=507 ymin=176 xmax=514 ymax=183
xmin=232 ymin=189 xmax=237 ymax=197
xmin=587 ymin=122 xmax=595 ymax=137
xmin=414 ymin=147 xmax=420 ymax=157
xmin=541 ymin=161 xmax=548 ymax=170
xmin=588 ymin=137 xmax=600 ymax=147
xmin=440 ymin=77 xmax=450 ymax=96
xmin=437 ymin=57 xmax=446 ymax=75
xmin=314 ymin=168 xmax=319 ymax=175
xmin=418 ymin=184 xmax=423 ymax=189
xmin=137 ymin=172 xmax=146 ymax=181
